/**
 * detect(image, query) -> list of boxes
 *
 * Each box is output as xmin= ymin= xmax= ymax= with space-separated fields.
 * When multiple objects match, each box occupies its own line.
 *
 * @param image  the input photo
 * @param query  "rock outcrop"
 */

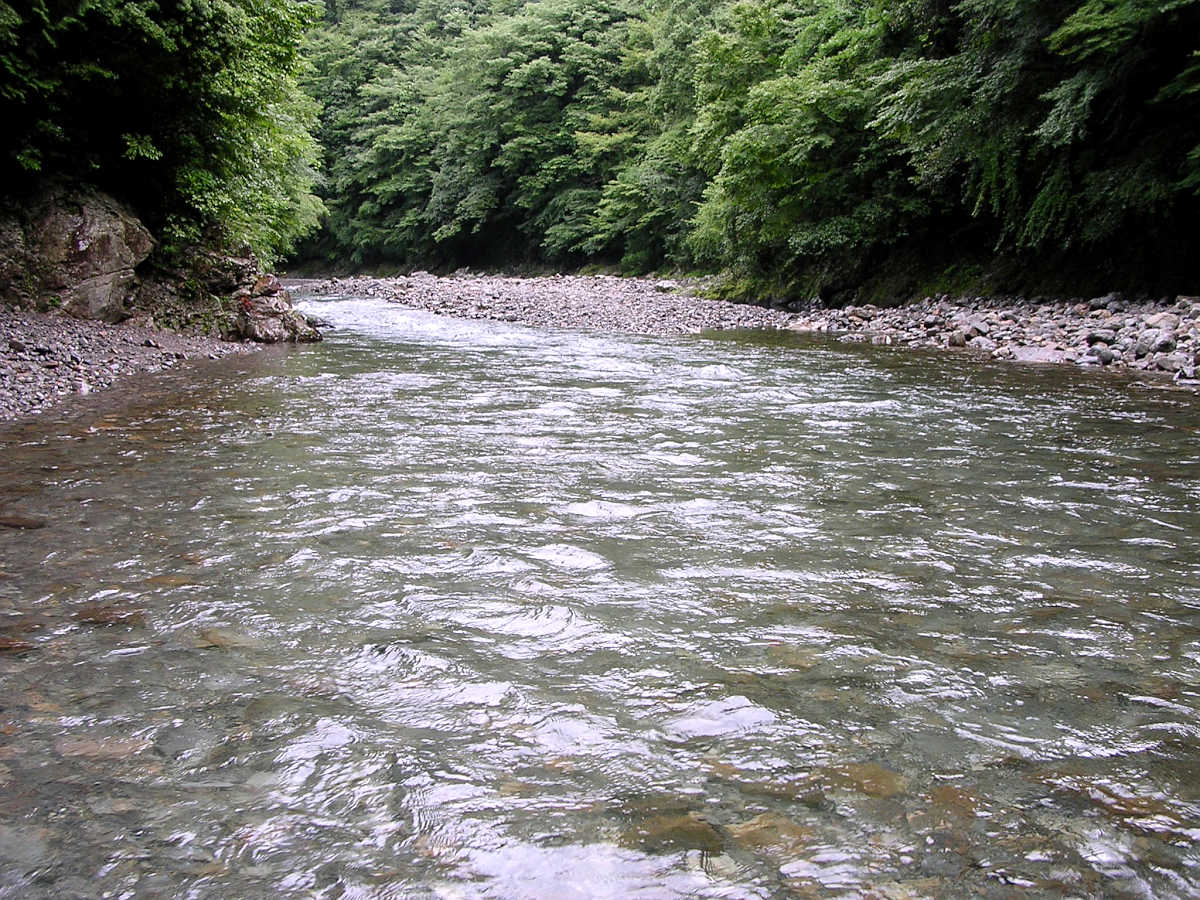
xmin=134 ymin=248 xmax=320 ymax=343
xmin=0 ymin=183 xmax=153 ymax=322
xmin=232 ymin=273 xmax=321 ymax=343
xmin=2 ymin=182 xmax=320 ymax=344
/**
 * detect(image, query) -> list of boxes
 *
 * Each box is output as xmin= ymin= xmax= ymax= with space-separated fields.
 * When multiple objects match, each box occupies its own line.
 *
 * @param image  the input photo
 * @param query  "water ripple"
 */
xmin=0 ymin=296 xmax=1198 ymax=897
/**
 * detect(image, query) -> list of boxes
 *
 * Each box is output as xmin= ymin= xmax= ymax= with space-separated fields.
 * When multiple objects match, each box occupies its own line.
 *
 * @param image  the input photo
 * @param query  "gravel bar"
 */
xmin=295 ymin=274 xmax=1200 ymax=388
xmin=291 ymin=272 xmax=796 ymax=335
xmin=0 ymin=308 xmax=253 ymax=421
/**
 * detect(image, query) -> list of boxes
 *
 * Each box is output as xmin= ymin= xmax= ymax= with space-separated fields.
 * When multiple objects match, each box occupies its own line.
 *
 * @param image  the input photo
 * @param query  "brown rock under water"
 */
xmin=620 ymin=812 xmax=725 ymax=853
xmin=824 ymin=762 xmax=908 ymax=799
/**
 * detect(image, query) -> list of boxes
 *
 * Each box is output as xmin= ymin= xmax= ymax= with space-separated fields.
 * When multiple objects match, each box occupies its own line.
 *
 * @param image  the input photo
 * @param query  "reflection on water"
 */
xmin=2 ymin=296 xmax=1200 ymax=898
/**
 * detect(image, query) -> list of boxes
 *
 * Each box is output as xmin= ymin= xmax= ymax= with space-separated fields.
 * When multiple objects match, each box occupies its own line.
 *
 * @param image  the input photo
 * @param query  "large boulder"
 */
xmin=0 ymin=183 xmax=153 ymax=321
xmin=234 ymin=286 xmax=321 ymax=343
xmin=132 ymin=245 xmax=321 ymax=342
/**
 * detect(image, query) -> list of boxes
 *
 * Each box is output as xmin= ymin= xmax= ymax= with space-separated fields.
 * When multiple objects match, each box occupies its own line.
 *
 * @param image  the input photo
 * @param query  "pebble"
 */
xmin=292 ymin=272 xmax=796 ymax=336
xmin=0 ymin=307 xmax=254 ymax=421
xmin=787 ymin=294 xmax=1200 ymax=383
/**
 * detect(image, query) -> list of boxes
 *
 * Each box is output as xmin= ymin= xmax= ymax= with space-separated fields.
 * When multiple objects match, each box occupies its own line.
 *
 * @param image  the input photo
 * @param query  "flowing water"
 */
xmin=2 ymin=295 xmax=1200 ymax=898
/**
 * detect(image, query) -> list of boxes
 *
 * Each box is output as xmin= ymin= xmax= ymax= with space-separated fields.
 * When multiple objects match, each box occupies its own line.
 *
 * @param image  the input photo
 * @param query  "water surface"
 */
xmin=2 ymin=296 xmax=1200 ymax=898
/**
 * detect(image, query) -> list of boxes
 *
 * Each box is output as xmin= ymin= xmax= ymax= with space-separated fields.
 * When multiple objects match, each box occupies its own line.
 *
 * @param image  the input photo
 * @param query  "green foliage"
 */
xmin=687 ymin=0 xmax=934 ymax=298
xmin=300 ymin=0 xmax=1200 ymax=295
xmin=304 ymin=0 xmax=650 ymax=267
xmin=875 ymin=0 xmax=1200 ymax=257
xmin=0 ymin=0 xmax=324 ymax=265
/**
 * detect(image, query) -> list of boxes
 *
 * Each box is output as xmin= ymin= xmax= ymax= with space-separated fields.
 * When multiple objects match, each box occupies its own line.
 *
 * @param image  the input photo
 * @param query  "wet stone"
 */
xmin=824 ymin=762 xmax=909 ymax=799
xmin=54 ymin=736 xmax=152 ymax=759
xmin=0 ymin=515 xmax=47 ymax=529
xmin=0 ymin=636 xmax=35 ymax=654
xmin=726 ymin=812 xmax=810 ymax=853
xmin=74 ymin=602 xmax=145 ymax=627
xmin=0 ymin=823 xmax=52 ymax=869
xmin=192 ymin=627 xmax=263 ymax=650
xmin=619 ymin=812 xmax=724 ymax=854
xmin=767 ymin=644 xmax=820 ymax=669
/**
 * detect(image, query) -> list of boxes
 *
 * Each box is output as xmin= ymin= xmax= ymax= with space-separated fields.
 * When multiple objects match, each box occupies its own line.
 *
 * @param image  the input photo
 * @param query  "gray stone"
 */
xmin=1135 ymin=329 xmax=1176 ymax=357
xmin=1156 ymin=352 xmax=1192 ymax=373
xmin=965 ymin=316 xmax=990 ymax=337
xmin=967 ymin=335 xmax=997 ymax=352
xmin=1087 ymin=328 xmax=1117 ymax=345
xmin=1 ymin=183 xmax=153 ymax=322
xmin=1145 ymin=311 xmax=1180 ymax=330
xmin=1010 ymin=346 xmax=1070 ymax=365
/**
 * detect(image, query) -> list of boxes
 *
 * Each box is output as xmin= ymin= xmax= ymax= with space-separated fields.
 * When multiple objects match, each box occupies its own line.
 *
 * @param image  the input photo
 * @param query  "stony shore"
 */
xmin=0 ymin=308 xmax=253 ymax=421
xmin=4 ymin=275 xmax=1197 ymax=422
xmin=292 ymin=272 xmax=795 ymax=334
xmin=296 ymin=273 xmax=1200 ymax=386
xmin=790 ymin=293 xmax=1200 ymax=382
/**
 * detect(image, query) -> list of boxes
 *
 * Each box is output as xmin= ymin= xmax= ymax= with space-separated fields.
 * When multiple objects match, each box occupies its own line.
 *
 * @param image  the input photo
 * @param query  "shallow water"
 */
xmin=2 ymin=296 xmax=1200 ymax=898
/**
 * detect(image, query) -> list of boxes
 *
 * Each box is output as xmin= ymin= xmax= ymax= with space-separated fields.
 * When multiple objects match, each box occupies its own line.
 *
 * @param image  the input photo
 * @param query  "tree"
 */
xmin=1 ymin=0 xmax=324 ymax=265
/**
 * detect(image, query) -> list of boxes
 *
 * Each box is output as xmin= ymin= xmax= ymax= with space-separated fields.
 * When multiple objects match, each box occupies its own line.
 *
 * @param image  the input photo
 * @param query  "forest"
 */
xmin=3 ymin=0 xmax=1199 ymax=302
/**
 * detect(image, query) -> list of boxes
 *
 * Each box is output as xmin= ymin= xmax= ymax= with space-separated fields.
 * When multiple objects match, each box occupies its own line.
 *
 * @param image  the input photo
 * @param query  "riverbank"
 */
xmin=0 ymin=308 xmax=253 ymax=421
xmin=290 ymin=272 xmax=796 ymax=334
xmin=5 ymin=276 xmax=1196 ymax=422
xmin=293 ymin=274 xmax=1199 ymax=386
xmin=791 ymin=293 xmax=1200 ymax=382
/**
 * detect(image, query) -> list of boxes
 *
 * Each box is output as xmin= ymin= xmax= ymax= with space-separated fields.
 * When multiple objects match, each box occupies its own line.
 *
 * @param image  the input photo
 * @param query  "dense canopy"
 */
xmin=0 ymin=0 xmax=323 ymax=264
xmin=302 ymin=0 xmax=1200 ymax=299
xmin=2 ymin=0 xmax=1197 ymax=298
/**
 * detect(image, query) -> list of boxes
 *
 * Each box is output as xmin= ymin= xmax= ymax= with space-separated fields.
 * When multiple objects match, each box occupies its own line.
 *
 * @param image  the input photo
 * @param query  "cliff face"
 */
xmin=0 ymin=183 xmax=319 ymax=343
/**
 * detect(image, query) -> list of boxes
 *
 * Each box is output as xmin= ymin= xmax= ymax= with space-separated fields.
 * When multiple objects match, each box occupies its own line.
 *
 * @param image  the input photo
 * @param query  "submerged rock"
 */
xmin=726 ymin=812 xmax=810 ymax=853
xmin=54 ymin=735 xmax=152 ymax=759
xmin=620 ymin=812 xmax=724 ymax=853
xmin=0 ymin=515 xmax=46 ymax=529
xmin=0 ymin=636 xmax=35 ymax=654
xmin=73 ymin=602 xmax=145 ymax=627
xmin=192 ymin=627 xmax=264 ymax=650
xmin=824 ymin=762 xmax=908 ymax=799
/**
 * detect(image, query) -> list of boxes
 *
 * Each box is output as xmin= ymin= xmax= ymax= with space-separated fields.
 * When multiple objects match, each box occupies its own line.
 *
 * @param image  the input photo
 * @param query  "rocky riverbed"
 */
xmin=296 ymin=274 xmax=1200 ymax=386
xmin=0 ymin=308 xmax=253 ymax=421
xmin=291 ymin=272 xmax=796 ymax=334
xmin=790 ymin=293 xmax=1200 ymax=382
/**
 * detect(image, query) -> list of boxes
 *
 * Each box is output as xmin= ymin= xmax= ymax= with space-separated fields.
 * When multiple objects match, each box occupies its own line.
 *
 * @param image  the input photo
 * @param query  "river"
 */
xmin=1 ymin=295 xmax=1199 ymax=898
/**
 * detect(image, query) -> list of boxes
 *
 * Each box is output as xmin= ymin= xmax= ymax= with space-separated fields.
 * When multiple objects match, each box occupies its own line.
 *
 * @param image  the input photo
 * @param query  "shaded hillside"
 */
xmin=300 ymin=0 xmax=1200 ymax=303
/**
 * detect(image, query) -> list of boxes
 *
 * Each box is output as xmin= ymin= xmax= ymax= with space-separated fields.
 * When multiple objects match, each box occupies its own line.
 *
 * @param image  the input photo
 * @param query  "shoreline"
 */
xmin=791 ymin=293 xmax=1199 ymax=382
xmin=4 ymin=275 xmax=1197 ymax=422
xmin=289 ymin=272 xmax=795 ymax=334
xmin=294 ymin=273 xmax=1199 ymax=388
xmin=0 ymin=308 xmax=254 ymax=422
